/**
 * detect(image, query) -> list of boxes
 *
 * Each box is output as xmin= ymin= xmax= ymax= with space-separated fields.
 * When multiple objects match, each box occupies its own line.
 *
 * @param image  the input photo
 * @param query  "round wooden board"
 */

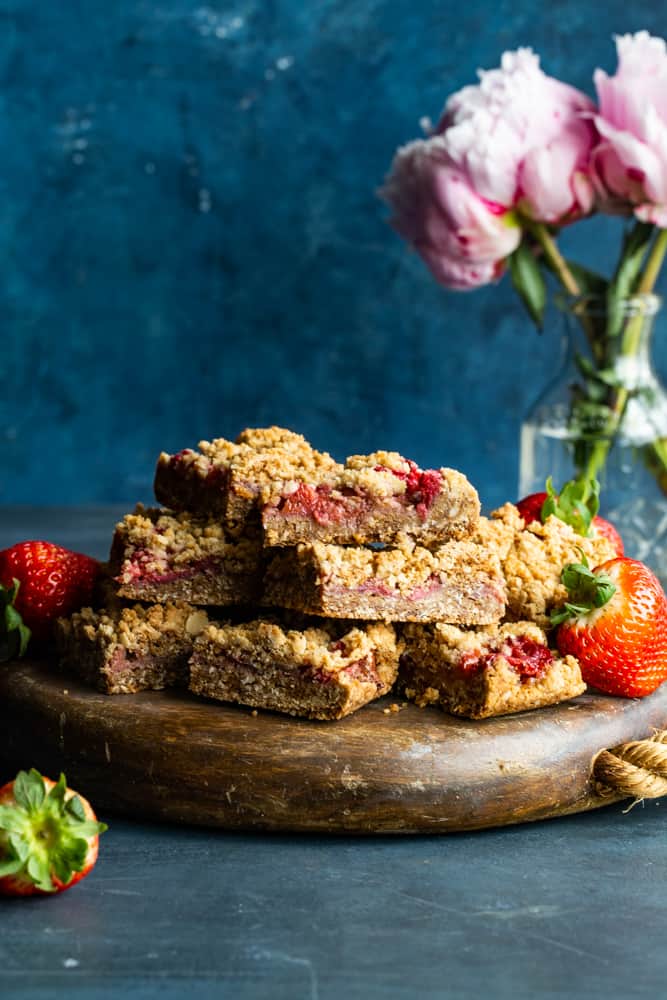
xmin=1 ymin=660 xmax=666 ymax=833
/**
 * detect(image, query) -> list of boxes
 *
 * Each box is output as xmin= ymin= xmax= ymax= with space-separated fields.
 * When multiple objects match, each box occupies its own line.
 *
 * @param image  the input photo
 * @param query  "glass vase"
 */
xmin=519 ymin=293 xmax=667 ymax=586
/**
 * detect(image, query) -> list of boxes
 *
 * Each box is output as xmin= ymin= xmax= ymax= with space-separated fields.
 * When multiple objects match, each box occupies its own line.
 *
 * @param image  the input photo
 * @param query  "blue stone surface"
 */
xmin=1 ymin=1 xmax=665 ymax=506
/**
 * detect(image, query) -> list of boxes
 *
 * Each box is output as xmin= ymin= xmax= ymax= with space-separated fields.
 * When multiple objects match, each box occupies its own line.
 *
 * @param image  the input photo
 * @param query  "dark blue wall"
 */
xmin=2 ymin=1 xmax=665 ymax=508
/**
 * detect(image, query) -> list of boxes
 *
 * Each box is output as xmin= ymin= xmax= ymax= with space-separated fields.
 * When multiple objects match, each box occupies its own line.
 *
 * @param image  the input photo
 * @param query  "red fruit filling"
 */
xmin=374 ymin=460 xmax=443 ymax=518
xmin=121 ymin=551 xmax=220 ymax=587
xmin=458 ymin=635 xmax=553 ymax=681
xmin=310 ymin=654 xmax=380 ymax=688
xmin=270 ymin=460 xmax=443 ymax=526
xmin=274 ymin=483 xmax=350 ymax=525
xmin=169 ymin=449 xmax=194 ymax=467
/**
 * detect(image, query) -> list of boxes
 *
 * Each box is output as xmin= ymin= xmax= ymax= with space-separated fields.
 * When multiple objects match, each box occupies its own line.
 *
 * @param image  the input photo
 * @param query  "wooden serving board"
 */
xmin=1 ymin=660 xmax=666 ymax=833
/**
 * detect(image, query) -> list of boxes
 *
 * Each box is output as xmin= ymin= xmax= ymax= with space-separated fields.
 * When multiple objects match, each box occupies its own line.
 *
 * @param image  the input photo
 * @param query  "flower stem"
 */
xmin=637 ymin=228 xmax=667 ymax=294
xmin=581 ymin=227 xmax=667 ymax=488
xmin=527 ymin=222 xmax=581 ymax=297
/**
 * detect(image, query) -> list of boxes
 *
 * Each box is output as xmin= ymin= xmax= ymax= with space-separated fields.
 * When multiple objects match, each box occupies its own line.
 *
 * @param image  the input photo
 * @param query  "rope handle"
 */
xmin=593 ymin=729 xmax=667 ymax=801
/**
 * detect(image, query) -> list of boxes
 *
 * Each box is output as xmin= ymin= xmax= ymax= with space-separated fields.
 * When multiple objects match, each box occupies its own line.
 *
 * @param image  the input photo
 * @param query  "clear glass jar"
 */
xmin=519 ymin=294 xmax=667 ymax=584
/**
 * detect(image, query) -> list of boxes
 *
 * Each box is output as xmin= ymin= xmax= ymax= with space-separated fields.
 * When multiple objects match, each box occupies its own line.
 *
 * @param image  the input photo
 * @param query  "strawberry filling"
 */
xmin=458 ymin=635 xmax=553 ymax=681
xmin=121 ymin=551 xmax=221 ymax=587
xmin=267 ymin=461 xmax=443 ymax=526
xmin=273 ymin=483 xmax=352 ymax=525
xmin=310 ymin=653 xmax=380 ymax=688
xmin=374 ymin=460 xmax=443 ymax=518
xmin=169 ymin=449 xmax=195 ymax=467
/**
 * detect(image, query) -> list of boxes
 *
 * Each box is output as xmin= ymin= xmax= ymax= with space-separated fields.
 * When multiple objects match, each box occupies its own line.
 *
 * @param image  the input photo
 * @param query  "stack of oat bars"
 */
xmin=56 ymin=427 xmax=616 ymax=720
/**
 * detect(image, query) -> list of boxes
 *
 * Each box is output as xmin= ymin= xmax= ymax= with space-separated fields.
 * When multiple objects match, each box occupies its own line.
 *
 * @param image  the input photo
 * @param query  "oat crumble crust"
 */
xmin=111 ymin=505 xmax=262 ymax=580
xmin=270 ymin=538 xmax=502 ymax=594
xmin=154 ymin=427 xmax=341 ymax=529
xmin=198 ymin=619 xmax=396 ymax=677
xmin=498 ymin=505 xmax=618 ymax=625
xmin=400 ymin=620 xmax=585 ymax=718
xmin=263 ymin=539 xmax=506 ymax=624
xmin=59 ymin=602 xmax=210 ymax=655
xmin=189 ymin=618 xmax=399 ymax=719
xmin=260 ymin=450 xmax=480 ymax=547
xmin=56 ymin=602 xmax=210 ymax=694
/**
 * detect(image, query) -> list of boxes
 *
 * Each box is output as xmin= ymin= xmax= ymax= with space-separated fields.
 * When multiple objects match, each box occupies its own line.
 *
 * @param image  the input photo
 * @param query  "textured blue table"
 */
xmin=0 ymin=509 xmax=666 ymax=1000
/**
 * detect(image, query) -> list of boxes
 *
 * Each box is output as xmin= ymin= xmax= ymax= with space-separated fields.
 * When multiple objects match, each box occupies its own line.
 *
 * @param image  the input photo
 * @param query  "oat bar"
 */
xmin=154 ymin=426 xmax=339 ymax=535
xmin=261 ymin=450 xmax=480 ymax=547
xmin=189 ymin=618 xmax=398 ymax=719
xmin=400 ymin=621 xmax=585 ymax=719
xmin=55 ymin=602 xmax=210 ymax=694
xmin=263 ymin=540 xmax=506 ymax=624
xmin=109 ymin=506 xmax=264 ymax=606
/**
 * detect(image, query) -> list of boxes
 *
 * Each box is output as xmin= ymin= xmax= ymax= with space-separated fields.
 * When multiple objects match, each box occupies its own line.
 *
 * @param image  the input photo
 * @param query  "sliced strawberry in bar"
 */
xmin=400 ymin=622 xmax=585 ymax=719
xmin=261 ymin=451 xmax=480 ymax=548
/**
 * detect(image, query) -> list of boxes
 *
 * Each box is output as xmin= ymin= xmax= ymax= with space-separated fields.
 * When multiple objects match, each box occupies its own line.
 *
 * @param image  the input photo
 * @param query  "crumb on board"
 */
xmin=383 ymin=703 xmax=403 ymax=715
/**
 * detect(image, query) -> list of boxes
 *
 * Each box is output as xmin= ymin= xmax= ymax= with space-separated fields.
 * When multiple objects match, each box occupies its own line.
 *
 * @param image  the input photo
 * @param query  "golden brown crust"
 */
xmin=263 ymin=540 xmax=506 ymax=623
xmin=56 ymin=602 xmax=210 ymax=694
xmin=498 ymin=506 xmax=617 ymax=626
xmin=400 ymin=620 xmax=585 ymax=719
xmin=190 ymin=619 xmax=398 ymax=720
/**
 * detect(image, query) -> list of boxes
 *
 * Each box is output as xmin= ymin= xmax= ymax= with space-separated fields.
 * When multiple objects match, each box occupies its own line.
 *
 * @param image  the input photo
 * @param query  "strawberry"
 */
xmin=552 ymin=556 xmax=667 ymax=698
xmin=516 ymin=477 xmax=624 ymax=557
xmin=0 ymin=541 xmax=99 ymax=656
xmin=0 ymin=769 xmax=107 ymax=895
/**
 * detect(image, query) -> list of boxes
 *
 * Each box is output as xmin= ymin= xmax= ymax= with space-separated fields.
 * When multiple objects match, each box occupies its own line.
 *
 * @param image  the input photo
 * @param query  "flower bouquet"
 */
xmin=381 ymin=32 xmax=667 ymax=569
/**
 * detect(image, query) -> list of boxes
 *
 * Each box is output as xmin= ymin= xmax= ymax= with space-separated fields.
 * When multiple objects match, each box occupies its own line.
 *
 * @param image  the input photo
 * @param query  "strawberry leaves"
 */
xmin=540 ymin=476 xmax=600 ymax=537
xmin=0 ymin=580 xmax=31 ymax=663
xmin=550 ymin=554 xmax=617 ymax=625
xmin=0 ymin=769 xmax=107 ymax=892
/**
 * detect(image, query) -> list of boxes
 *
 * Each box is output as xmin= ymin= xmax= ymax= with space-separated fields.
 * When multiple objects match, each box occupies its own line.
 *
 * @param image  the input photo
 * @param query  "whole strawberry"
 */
xmin=0 ymin=541 xmax=99 ymax=656
xmin=553 ymin=556 xmax=667 ymax=697
xmin=516 ymin=477 xmax=624 ymax=557
xmin=0 ymin=768 xmax=107 ymax=895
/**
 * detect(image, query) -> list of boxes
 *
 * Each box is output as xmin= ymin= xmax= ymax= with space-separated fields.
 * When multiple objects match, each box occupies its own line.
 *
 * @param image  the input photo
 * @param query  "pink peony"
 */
xmin=381 ymin=136 xmax=521 ymax=290
xmin=439 ymin=48 xmax=596 ymax=225
xmin=593 ymin=32 xmax=667 ymax=225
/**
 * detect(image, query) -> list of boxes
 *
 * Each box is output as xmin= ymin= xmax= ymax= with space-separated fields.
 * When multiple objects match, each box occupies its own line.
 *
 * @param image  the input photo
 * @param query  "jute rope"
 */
xmin=593 ymin=729 xmax=667 ymax=801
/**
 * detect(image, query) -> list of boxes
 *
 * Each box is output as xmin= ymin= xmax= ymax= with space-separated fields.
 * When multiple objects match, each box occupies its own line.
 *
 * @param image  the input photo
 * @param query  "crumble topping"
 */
xmin=158 ymin=427 xmax=340 ymax=494
xmin=60 ymin=602 xmax=210 ymax=655
xmin=288 ymin=539 xmax=503 ymax=594
xmin=231 ymin=445 xmax=340 ymax=495
xmin=499 ymin=506 xmax=618 ymax=624
xmin=198 ymin=619 xmax=395 ymax=676
xmin=113 ymin=505 xmax=260 ymax=582
xmin=235 ymin=426 xmax=314 ymax=452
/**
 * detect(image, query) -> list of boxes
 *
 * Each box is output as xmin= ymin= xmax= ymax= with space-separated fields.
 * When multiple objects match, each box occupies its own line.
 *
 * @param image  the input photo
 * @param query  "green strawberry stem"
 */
xmin=0 ymin=769 xmax=107 ymax=892
xmin=0 ymin=580 xmax=31 ymax=663
xmin=541 ymin=476 xmax=600 ymax=538
xmin=550 ymin=555 xmax=617 ymax=626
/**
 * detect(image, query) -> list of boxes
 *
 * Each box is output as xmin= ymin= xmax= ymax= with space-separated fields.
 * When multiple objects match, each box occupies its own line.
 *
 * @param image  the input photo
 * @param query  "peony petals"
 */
xmin=593 ymin=31 xmax=667 ymax=218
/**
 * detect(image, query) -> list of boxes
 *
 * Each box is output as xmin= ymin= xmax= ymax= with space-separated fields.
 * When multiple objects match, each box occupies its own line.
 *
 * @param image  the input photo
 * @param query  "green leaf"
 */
xmin=66 ymin=795 xmax=86 ymax=822
xmin=561 ymin=262 xmax=608 ymax=297
xmin=0 ymin=856 xmax=23 ymax=877
xmin=510 ymin=242 xmax=547 ymax=330
xmin=607 ymin=220 xmax=654 ymax=338
xmin=540 ymin=478 xmax=600 ymax=537
xmin=46 ymin=774 xmax=68 ymax=811
xmin=0 ymin=805 xmax=28 ymax=834
xmin=13 ymin=770 xmax=46 ymax=812
xmin=0 ymin=579 xmax=31 ymax=663
xmin=551 ymin=559 xmax=617 ymax=624
xmin=26 ymin=853 xmax=55 ymax=893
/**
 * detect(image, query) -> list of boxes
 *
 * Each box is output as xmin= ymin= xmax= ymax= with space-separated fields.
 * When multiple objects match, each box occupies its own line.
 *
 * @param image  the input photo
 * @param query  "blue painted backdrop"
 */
xmin=2 ymin=1 xmax=665 ymax=508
